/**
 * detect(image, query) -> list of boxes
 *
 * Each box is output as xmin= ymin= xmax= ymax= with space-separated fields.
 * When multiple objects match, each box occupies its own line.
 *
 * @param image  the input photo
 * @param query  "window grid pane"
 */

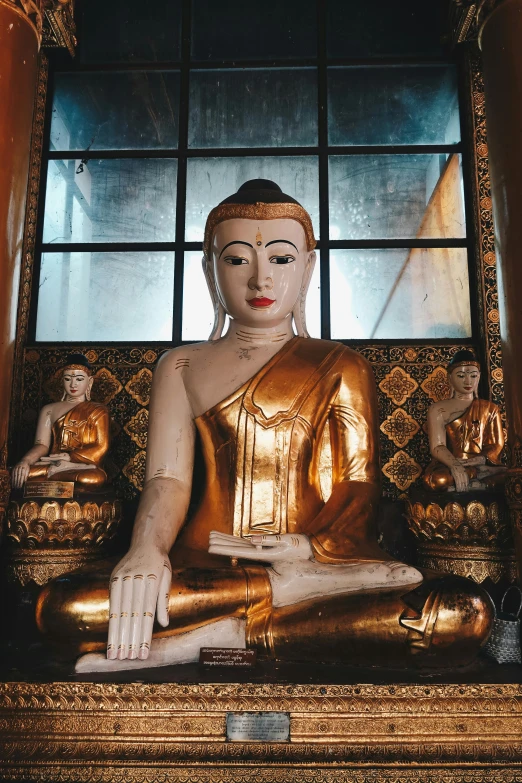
xmin=36 ymin=5 xmax=469 ymax=344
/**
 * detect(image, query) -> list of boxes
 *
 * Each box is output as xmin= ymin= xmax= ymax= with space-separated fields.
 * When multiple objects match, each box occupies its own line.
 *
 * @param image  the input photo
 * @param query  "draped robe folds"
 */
xmin=28 ymin=401 xmax=109 ymax=486
xmin=172 ymin=336 xmax=385 ymax=568
xmin=36 ymin=339 xmax=494 ymax=668
xmin=423 ymin=398 xmax=505 ymax=491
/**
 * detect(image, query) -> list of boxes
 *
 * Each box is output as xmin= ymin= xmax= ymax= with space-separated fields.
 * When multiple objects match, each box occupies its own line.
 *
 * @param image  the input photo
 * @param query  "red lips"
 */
xmin=247 ymin=297 xmax=275 ymax=308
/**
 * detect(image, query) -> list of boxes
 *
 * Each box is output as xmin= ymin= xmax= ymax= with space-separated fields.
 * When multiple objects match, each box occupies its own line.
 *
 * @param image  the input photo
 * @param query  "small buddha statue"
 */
xmin=36 ymin=182 xmax=493 ymax=672
xmin=423 ymin=350 xmax=506 ymax=492
xmin=12 ymin=354 xmax=109 ymax=491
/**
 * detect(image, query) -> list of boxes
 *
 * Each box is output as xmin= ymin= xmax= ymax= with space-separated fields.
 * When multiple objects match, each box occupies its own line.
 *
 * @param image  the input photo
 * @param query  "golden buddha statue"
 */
xmin=12 ymin=354 xmax=109 ymax=491
xmin=423 ymin=350 xmax=506 ymax=492
xmin=36 ymin=182 xmax=493 ymax=672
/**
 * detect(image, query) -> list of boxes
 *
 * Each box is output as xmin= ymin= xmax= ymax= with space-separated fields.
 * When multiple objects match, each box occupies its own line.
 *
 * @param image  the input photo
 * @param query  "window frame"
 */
xmin=29 ymin=0 xmax=475 ymax=348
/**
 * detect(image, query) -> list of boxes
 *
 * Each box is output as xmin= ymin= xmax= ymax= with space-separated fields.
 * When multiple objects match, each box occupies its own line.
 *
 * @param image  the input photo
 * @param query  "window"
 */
xmin=34 ymin=0 xmax=470 ymax=343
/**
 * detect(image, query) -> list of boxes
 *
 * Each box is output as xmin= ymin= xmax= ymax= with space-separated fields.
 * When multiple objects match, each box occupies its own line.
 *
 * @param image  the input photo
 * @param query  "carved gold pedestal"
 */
xmin=0 ymin=682 xmax=522 ymax=782
xmin=3 ymin=495 xmax=121 ymax=585
xmin=405 ymin=492 xmax=517 ymax=584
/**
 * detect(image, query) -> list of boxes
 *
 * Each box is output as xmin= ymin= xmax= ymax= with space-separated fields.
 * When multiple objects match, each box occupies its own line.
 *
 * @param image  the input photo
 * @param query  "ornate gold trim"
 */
xmin=42 ymin=0 xmax=76 ymax=56
xmin=1 ymin=683 xmax=522 ymax=781
xmin=4 ymin=497 xmax=122 ymax=584
xmin=466 ymin=52 xmax=505 ymax=413
xmin=204 ymin=202 xmax=317 ymax=259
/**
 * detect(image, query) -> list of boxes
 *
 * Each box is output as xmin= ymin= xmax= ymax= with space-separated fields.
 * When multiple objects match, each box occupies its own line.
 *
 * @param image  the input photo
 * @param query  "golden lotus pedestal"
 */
xmin=405 ymin=489 xmax=517 ymax=586
xmin=3 ymin=486 xmax=122 ymax=586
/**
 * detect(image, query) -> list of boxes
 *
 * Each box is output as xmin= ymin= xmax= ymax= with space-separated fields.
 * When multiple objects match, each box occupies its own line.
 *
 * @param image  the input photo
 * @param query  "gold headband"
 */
xmin=203 ymin=202 xmax=317 ymax=259
xmin=62 ymin=365 xmax=92 ymax=375
xmin=448 ymin=360 xmax=480 ymax=372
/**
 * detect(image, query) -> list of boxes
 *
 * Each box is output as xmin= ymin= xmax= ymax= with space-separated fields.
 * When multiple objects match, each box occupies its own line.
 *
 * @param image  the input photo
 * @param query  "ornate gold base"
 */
xmin=3 ymin=496 xmax=122 ymax=585
xmin=0 ymin=682 xmax=522 ymax=781
xmin=3 ymin=548 xmax=103 ymax=586
xmin=405 ymin=495 xmax=516 ymax=583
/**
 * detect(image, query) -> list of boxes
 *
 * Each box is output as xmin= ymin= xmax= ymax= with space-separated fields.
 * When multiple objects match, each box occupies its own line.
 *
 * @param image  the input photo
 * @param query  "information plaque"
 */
xmin=24 ymin=481 xmax=75 ymax=498
xmin=226 ymin=711 xmax=290 ymax=742
xmin=199 ymin=647 xmax=257 ymax=668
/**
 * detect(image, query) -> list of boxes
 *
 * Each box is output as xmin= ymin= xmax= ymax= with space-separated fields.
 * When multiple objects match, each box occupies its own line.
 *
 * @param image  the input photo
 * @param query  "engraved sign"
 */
xmin=200 ymin=647 xmax=257 ymax=668
xmin=226 ymin=712 xmax=290 ymax=742
xmin=24 ymin=481 xmax=75 ymax=499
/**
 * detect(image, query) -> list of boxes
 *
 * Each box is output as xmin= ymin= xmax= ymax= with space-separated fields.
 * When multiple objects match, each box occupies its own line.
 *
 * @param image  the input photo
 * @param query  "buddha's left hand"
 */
xmin=46 ymin=459 xmax=74 ymax=476
xmin=208 ymin=531 xmax=313 ymax=562
xmin=40 ymin=453 xmax=71 ymax=463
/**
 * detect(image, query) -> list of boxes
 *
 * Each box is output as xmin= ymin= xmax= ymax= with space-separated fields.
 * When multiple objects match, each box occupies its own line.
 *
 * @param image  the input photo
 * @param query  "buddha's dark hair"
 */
xmin=62 ymin=353 xmax=93 ymax=374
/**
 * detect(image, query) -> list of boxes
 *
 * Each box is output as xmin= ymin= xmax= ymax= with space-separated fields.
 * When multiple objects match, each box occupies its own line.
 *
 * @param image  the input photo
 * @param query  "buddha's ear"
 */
xmin=202 ymin=255 xmax=226 ymax=341
xmin=86 ymin=376 xmax=94 ymax=401
xmin=292 ymin=251 xmax=316 ymax=338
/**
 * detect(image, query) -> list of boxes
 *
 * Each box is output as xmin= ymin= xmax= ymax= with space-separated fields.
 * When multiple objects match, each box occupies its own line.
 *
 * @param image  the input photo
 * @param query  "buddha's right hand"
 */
xmin=11 ymin=461 xmax=30 ymax=489
xmin=107 ymin=546 xmax=172 ymax=661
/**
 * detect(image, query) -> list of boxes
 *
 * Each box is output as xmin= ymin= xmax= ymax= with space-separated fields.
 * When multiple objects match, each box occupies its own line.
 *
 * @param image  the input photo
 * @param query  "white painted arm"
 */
xmin=11 ymin=406 xmax=53 ymax=488
xmin=107 ymin=350 xmax=195 ymax=662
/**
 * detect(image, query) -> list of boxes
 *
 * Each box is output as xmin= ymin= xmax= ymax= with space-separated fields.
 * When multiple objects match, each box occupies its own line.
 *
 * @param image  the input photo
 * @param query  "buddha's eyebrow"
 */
xmin=265 ymin=239 xmax=298 ymax=251
xmin=219 ymin=241 xmax=254 ymax=258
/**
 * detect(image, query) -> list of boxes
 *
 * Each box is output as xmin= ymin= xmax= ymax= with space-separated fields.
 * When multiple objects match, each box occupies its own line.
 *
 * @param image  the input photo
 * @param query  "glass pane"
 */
xmin=182 ymin=251 xmax=218 ymax=341
xmin=191 ymin=0 xmax=316 ymax=60
xmin=330 ymin=248 xmax=471 ymax=339
xmin=43 ymin=159 xmax=177 ymax=243
xmin=182 ymin=251 xmax=321 ymax=341
xmin=328 ymin=0 xmax=446 ymax=59
xmin=80 ymin=0 xmax=181 ymax=63
xmin=36 ymin=252 xmax=174 ymax=341
xmin=328 ymin=65 xmax=460 ymax=146
xmin=189 ymin=69 xmax=317 ymax=148
xmin=50 ymin=72 xmax=180 ymax=151
xmin=329 ymin=154 xmax=465 ymax=240
xmin=186 ymin=157 xmax=319 ymax=241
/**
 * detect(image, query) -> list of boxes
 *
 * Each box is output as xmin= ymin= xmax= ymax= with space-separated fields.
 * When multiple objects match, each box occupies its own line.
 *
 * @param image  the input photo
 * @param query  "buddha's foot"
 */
xmin=75 ymin=617 xmax=246 ymax=673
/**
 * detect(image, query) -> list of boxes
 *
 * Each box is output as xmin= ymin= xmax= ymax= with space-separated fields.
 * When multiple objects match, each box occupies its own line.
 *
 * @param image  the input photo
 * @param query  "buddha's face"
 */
xmin=62 ymin=369 xmax=93 ymax=401
xmin=449 ymin=364 xmax=480 ymax=397
xmin=211 ymin=218 xmax=315 ymax=328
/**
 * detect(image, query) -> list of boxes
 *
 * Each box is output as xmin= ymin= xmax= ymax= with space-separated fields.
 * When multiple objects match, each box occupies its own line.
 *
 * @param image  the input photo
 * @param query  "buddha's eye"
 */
xmin=223 ymin=256 xmax=249 ymax=266
xmin=270 ymin=256 xmax=295 ymax=265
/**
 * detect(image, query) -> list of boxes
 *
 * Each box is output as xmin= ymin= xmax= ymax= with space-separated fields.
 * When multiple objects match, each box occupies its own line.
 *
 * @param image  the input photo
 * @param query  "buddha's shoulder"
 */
xmin=154 ymin=342 xmax=215 ymax=376
xmin=301 ymin=338 xmax=372 ymax=372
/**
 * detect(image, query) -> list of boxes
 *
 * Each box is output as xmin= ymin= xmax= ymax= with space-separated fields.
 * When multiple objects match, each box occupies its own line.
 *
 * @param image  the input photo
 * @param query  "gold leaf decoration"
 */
xmin=380 ymin=408 xmax=420 ymax=448
xmin=125 ymin=368 xmax=153 ymax=406
xmin=123 ymin=450 xmax=147 ymax=491
xmin=379 ymin=367 xmax=418 ymax=406
xmin=421 ymin=366 xmax=452 ymax=403
xmin=124 ymin=408 xmax=149 ymax=449
xmin=382 ymin=450 xmax=421 ymax=491
xmin=92 ymin=367 xmax=122 ymax=404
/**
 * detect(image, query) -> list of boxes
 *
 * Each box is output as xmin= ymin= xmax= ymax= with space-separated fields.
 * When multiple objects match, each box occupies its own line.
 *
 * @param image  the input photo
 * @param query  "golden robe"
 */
xmin=423 ymin=398 xmax=505 ymax=491
xmin=37 ymin=340 xmax=494 ymax=668
xmin=173 ymin=337 xmax=384 ymax=567
xmin=28 ymin=401 xmax=109 ymax=487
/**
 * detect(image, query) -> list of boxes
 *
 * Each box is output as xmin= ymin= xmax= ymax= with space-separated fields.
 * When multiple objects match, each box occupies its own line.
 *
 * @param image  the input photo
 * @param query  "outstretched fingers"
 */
xmin=138 ymin=572 xmax=159 ymax=659
xmin=107 ymin=575 xmax=122 ymax=660
xmin=128 ymin=575 xmax=146 ymax=660
xmin=117 ymin=575 xmax=133 ymax=659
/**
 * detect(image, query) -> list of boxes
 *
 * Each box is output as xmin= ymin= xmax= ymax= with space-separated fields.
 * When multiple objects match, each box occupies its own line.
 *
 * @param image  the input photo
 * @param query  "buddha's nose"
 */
xmin=248 ymin=254 xmax=273 ymax=290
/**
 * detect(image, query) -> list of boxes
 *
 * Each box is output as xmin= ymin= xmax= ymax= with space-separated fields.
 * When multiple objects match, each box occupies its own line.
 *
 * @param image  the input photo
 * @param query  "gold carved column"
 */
xmin=0 ymin=1 xmax=41 ymax=530
xmin=479 ymin=0 xmax=522 ymax=572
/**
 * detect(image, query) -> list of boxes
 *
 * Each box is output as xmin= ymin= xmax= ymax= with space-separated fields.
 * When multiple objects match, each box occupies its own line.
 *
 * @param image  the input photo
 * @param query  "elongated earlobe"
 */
xmin=202 ymin=256 xmax=226 ymax=341
xmin=292 ymin=251 xmax=316 ymax=338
